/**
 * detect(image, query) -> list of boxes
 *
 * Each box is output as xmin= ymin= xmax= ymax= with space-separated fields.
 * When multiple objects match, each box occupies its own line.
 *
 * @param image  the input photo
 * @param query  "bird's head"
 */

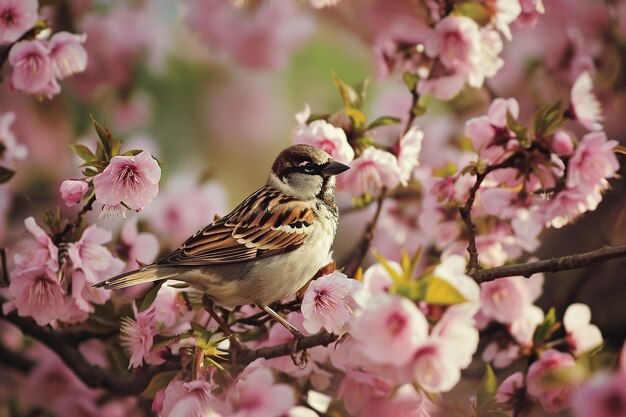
xmin=268 ymin=144 xmax=350 ymax=200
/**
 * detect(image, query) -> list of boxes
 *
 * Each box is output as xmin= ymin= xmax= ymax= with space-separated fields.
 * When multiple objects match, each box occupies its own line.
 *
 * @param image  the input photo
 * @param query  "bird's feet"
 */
xmin=289 ymin=334 xmax=308 ymax=368
xmin=202 ymin=294 xmax=245 ymax=353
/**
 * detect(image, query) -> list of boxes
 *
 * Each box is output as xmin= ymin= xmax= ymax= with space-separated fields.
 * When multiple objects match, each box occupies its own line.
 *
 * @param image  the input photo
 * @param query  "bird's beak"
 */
xmin=321 ymin=160 xmax=350 ymax=177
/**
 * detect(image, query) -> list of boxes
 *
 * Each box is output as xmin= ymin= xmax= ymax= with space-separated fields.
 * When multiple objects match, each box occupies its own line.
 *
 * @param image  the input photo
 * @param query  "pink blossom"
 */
xmin=120 ymin=306 xmax=159 ymax=368
xmin=120 ymin=216 xmax=159 ymax=270
xmin=489 ymin=0 xmax=522 ymax=40
xmin=339 ymin=147 xmax=401 ymax=197
xmin=408 ymin=339 xmax=461 ymax=392
xmin=185 ymin=0 xmax=313 ymax=70
xmin=293 ymin=119 xmax=354 ymax=164
xmin=49 ymin=31 xmax=88 ymax=79
xmin=526 ymin=349 xmax=578 ymax=413
xmin=93 ymin=150 xmax=161 ymax=211
xmin=14 ymin=216 xmax=58 ymax=272
xmin=59 ymin=179 xmax=88 ymax=207
xmin=0 ymin=0 xmax=37 ymax=44
xmin=351 ymin=293 xmax=428 ymax=366
xmin=68 ymin=223 xmax=123 ymax=282
xmin=431 ymin=305 xmax=480 ymax=368
xmin=396 ymin=126 xmax=423 ymax=184
xmin=426 ymin=16 xmax=481 ymax=75
xmin=563 ymin=303 xmax=602 ymax=356
xmin=7 ymin=266 xmax=66 ymax=326
xmin=301 ymin=272 xmax=361 ymax=335
xmin=358 ymin=384 xmax=434 ymax=417
xmin=338 ymin=371 xmax=393 ymax=415
xmin=496 ymin=371 xmax=524 ymax=403
xmin=152 ymin=283 xmax=193 ymax=335
xmin=509 ymin=304 xmax=544 ymax=346
xmin=480 ymin=274 xmax=543 ymax=324
xmin=69 ymin=269 xmax=112 ymax=316
xmin=542 ymin=185 xmax=604 ymax=229
xmin=0 ymin=111 xmax=27 ymax=167
xmin=161 ymin=379 xmax=222 ymax=417
xmin=483 ymin=342 xmax=520 ymax=368
xmin=566 ymin=131 xmax=619 ymax=193
xmin=8 ymin=39 xmax=56 ymax=95
xmin=144 ymin=173 xmax=227 ymax=247
xmin=552 ymin=129 xmax=575 ymax=156
xmin=362 ymin=262 xmax=397 ymax=294
xmin=570 ymin=71 xmax=603 ymax=131
xmin=465 ymin=98 xmax=519 ymax=159
xmin=470 ymin=28 xmax=504 ymax=87
xmin=574 ymin=373 xmax=626 ymax=417
xmin=228 ymin=367 xmax=295 ymax=417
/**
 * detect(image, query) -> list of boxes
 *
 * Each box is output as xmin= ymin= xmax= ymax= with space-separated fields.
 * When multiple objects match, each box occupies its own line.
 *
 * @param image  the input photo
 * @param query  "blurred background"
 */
xmin=1 ymin=0 xmax=626 ymax=350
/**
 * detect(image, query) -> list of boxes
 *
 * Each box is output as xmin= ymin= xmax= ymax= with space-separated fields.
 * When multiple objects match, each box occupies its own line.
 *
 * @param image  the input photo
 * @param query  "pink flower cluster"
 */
xmin=154 ymin=361 xmax=296 ymax=417
xmin=185 ymin=0 xmax=314 ymax=70
xmin=3 ymin=218 xmax=124 ymax=325
xmin=292 ymin=105 xmax=424 ymax=197
xmin=0 ymin=111 xmax=27 ymax=169
xmin=8 ymin=31 xmax=87 ymax=98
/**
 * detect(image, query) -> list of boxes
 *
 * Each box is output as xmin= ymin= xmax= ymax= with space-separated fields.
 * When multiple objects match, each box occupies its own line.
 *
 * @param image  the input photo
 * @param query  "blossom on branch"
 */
xmin=0 ymin=0 xmax=37 ymax=44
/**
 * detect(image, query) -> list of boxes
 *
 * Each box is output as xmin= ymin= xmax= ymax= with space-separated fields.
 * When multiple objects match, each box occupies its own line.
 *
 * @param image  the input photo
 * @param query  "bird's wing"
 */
xmin=157 ymin=187 xmax=316 ymax=266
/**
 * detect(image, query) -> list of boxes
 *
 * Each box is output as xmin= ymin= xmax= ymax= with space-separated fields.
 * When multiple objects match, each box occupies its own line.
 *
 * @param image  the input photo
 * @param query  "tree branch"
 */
xmin=344 ymin=189 xmax=387 ymax=277
xmin=237 ymin=331 xmax=339 ymax=365
xmin=1 ymin=310 xmax=176 ymax=395
xmin=473 ymin=244 xmax=626 ymax=283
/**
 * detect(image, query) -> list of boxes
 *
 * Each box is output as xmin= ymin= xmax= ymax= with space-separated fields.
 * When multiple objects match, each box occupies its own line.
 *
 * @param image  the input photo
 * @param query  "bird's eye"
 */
xmin=303 ymin=165 xmax=315 ymax=173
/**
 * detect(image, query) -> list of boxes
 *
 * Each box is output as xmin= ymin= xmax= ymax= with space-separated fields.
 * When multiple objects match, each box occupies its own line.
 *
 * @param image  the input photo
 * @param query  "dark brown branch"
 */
xmin=1 ymin=311 xmax=175 ymax=395
xmin=0 ymin=342 xmax=34 ymax=373
xmin=473 ymin=244 xmax=626 ymax=283
xmin=229 ymin=299 xmax=302 ymax=327
xmin=238 ymin=331 xmax=339 ymax=365
xmin=344 ymin=189 xmax=387 ymax=277
xmin=55 ymin=194 xmax=97 ymax=243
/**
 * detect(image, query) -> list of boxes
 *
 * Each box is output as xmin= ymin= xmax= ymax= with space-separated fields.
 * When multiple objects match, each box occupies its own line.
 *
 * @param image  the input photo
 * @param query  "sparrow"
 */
xmin=95 ymin=144 xmax=350 ymax=353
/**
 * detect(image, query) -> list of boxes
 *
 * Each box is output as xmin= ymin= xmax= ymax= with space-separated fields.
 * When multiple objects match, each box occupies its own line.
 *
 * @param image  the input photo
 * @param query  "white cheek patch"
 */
xmin=274 ymin=223 xmax=312 ymax=234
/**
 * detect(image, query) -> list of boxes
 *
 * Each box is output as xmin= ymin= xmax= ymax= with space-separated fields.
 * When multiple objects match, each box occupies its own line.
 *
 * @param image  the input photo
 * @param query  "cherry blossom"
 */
xmin=351 ymin=293 xmax=428 ymax=366
xmin=120 ymin=306 xmax=161 ymax=368
xmin=8 ymin=39 xmax=56 ymax=96
xmin=340 ymin=147 xmax=401 ymax=197
xmin=426 ymin=16 xmax=481 ymax=75
xmin=161 ymin=379 xmax=222 ymax=417
xmin=68 ymin=224 xmax=124 ymax=283
xmin=227 ymin=367 xmax=295 ymax=417
xmin=119 ymin=216 xmax=159 ymax=271
xmin=0 ymin=0 xmax=37 ymax=44
xmin=59 ymin=179 xmax=89 ymax=207
xmin=293 ymin=118 xmax=354 ymax=164
xmin=301 ymin=271 xmax=361 ymax=335
xmin=496 ymin=371 xmax=524 ymax=403
xmin=396 ymin=126 xmax=423 ymax=184
xmin=526 ymin=349 xmax=579 ymax=413
xmin=551 ymin=129 xmax=575 ymax=156
xmin=570 ymin=71 xmax=603 ymax=131
xmin=14 ymin=217 xmax=58 ymax=272
xmin=574 ymin=372 xmax=626 ymax=417
xmin=563 ymin=303 xmax=603 ymax=356
xmin=93 ymin=150 xmax=161 ymax=212
xmin=5 ymin=266 xmax=67 ymax=326
xmin=49 ymin=31 xmax=88 ymax=79
xmin=566 ymin=131 xmax=619 ymax=193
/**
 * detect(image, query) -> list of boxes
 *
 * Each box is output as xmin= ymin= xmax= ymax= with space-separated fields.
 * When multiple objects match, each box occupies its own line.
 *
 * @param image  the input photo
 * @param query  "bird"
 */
xmin=94 ymin=144 xmax=350 ymax=359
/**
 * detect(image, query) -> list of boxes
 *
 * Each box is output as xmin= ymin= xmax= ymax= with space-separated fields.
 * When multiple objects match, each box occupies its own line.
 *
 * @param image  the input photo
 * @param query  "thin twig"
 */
xmin=344 ymin=189 xmax=387 ymax=277
xmin=473 ymin=244 xmax=626 ymax=283
xmin=55 ymin=194 xmax=97 ymax=243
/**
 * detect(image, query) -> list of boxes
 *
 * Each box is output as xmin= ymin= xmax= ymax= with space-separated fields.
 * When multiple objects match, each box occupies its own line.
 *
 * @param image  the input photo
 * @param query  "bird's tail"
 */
xmin=93 ymin=265 xmax=180 ymax=290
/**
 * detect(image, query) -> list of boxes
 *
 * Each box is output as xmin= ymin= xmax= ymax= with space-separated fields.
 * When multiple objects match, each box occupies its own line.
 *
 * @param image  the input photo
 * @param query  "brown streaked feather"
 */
xmin=157 ymin=187 xmax=315 ymax=266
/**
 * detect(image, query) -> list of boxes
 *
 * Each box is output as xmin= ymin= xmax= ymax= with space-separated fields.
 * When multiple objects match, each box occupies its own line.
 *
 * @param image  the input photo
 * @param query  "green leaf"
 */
xmin=367 ymin=116 xmax=402 ymax=130
xmin=403 ymin=71 xmax=418 ymax=90
xmin=533 ymin=307 xmax=560 ymax=344
xmin=453 ymin=3 xmax=490 ymax=25
xmin=477 ymin=364 xmax=497 ymax=410
xmin=69 ymin=144 xmax=95 ymax=162
xmin=331 ymin=71 xmax=359 ymax=108
xmin=416 ymin=275 xmax=467 ymax=305
xmin=306 ymin=113 xmax=331 ymax=123
xmin=371 ymin=251 xmax=404 ymax=285
xmin=346 ymin=107 xmax=367 ymax=128
xmin=140 ymin=370 xmax=179 ymax=399
xmin=533 ymin=100 xmax=564 ymax=138
xmin=138 ymin=281 xmax=164 ymax=312
xmin=91 ymin=115 xmax=113 ymax=160
xmin=0 ymin=166 xmax=15 ymax=184
xmin=506 ymin=111 xmax=527 ymax=143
